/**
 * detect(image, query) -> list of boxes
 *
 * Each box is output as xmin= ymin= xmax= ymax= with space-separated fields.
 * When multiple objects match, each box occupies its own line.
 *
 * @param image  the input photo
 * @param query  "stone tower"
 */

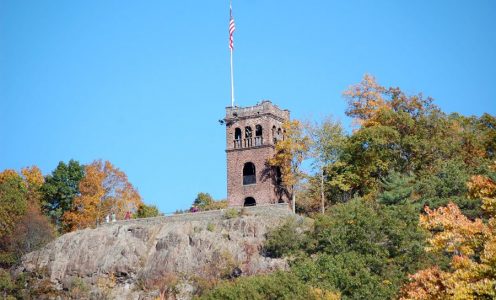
xmin=225 ymin=100 xmax=290 ymax=206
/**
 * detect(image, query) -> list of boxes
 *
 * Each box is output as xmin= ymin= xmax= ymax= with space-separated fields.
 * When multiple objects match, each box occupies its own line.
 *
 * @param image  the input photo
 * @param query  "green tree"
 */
xmin=0 ymin=168 xmax=54 ymax=268
xmin=0 ymin=171 xmax=27 ymax=241
xmin=191 ymin=193 xmax=227 ymax=211
xmin=193 ymin=193 xmax=214 ymax=210
xmin=306 ymin=117 xmax=346 ymax=212
xmin=377 ymin=172 xmax=414 ymax=206
xmin=264 ymin=198 xmax=429 ymax=299
xmin=136 ymin=204 xmax=160 ymax=218
xmin=41 ymin=160 xmax=85 ymax=229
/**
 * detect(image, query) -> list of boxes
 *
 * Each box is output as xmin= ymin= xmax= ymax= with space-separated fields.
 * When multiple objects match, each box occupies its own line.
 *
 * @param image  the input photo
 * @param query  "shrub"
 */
xmin=0 ymin=269 xmax=14 ymax=297
xmin=263 ymin=217 xmax=307 ymax=258
xmin=223 ymin=208 xmax=239 ymax=219
xmin=198 ymin=271 xmax=336 ymax=300
xmin=135 ymin=204 xmax=160 ymax=218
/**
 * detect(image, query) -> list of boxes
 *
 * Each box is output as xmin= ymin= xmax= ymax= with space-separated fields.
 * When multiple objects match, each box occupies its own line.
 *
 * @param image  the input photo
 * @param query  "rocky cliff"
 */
xmin=18 ymin=205 xmax=293 ymax=299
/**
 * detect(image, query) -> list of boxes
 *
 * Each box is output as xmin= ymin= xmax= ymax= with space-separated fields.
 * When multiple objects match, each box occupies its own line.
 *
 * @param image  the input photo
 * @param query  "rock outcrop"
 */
xmin=18 ymin=205 xmax=293 ymax=299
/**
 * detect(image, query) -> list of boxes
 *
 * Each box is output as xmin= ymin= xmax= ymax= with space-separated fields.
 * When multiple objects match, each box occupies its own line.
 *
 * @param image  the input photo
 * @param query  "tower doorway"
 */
xmin=244 ymin=197 xmax=256 ymax=207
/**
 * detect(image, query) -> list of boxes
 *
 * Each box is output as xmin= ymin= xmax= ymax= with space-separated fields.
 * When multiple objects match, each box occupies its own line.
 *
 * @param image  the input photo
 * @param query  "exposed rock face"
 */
xmin=18 ymin=205 xmax=293 ymax=299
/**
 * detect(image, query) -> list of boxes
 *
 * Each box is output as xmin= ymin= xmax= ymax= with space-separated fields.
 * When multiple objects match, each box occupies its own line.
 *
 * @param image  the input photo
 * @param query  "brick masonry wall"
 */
xmin=225 ymin=101 xmax=290 ymax=206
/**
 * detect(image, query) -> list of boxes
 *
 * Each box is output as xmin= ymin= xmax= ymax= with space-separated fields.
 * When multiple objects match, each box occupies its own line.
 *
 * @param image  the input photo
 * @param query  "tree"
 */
xmin=14 ymin=166 xmax=54 ymax=259
xmin=0 ymin=170 xmax=27 ymax=240
xmin=0 ymin=167 xmax=54 ymax=268
xmin=41 ymin=160 xmax=85 ymax=229
xmin=306 ymin=117 xmax=346 ymax=213
xmin=190 ymin=193 xmax=228 ymax=212
xmin=378 ymin=172 xmax=414 ymax=206
xmin=333 ymin=74 xmax=493 ymax=204
xmin=193 ymin=193 xmax=214 ymax=210
xmin=287 ymin=198 xmax=428 ymax=299
xmin=269 ymin=120 xmax=310 ymax=213
xmin=62 ymin=160 xmax=142 ymax=231
xmin=136 ymin=204 xmax=160 ymax=218
xmin=9 ymin=204 xmax=55 ymax=260
xmin=400 ymin=163 xmax=496 ymax=299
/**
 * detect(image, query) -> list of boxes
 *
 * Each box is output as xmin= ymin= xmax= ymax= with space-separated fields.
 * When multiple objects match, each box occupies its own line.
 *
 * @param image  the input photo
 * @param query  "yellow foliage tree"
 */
xmin=400 ymin=162 xmax=496 ymax=299
xmin=62 ymin=160 xmax=142 ymax=231
xmin=21 ymin=166 xmax=44 ymax=205
xmin=343 ymin=74 xmax=388 ymax=127
xmin=268 ymin=120 xmax=310 ymax=212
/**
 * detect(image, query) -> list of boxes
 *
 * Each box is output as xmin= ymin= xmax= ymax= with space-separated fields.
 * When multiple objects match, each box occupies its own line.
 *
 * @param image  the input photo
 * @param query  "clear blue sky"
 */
xmin=1 ymin=1 xmax=495 ymax=213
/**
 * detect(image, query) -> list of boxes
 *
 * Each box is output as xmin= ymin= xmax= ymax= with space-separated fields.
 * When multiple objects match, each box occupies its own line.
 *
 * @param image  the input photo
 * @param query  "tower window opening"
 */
xmin=244 ymin=126 xmax=253 ymax=147
xmin=234 ymin=128 xmax=242 ymax=148
xmin=255 ymin=125 xmax=263 ymax=146
xmin=272 ymin=126 xmax=277 ymax=143
xmin=243 ymin=162 xmax=256 ymax=185
xmin=277 ymin=128 xmax=283 ymax=142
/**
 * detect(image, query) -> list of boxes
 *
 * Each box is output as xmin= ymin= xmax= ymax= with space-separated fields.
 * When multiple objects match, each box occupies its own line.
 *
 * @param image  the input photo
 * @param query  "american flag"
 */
xmin=229 ymin=5 xmax=235 ymax=50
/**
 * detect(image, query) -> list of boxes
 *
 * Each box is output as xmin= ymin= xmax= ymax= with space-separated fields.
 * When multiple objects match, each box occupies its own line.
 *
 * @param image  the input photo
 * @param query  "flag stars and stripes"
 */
xmin=229 ymin=9 xmax=235 ymax=50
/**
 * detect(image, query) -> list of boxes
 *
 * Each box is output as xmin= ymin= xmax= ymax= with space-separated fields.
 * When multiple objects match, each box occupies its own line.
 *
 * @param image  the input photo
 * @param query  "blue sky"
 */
xmin=1 ymin=0 xmax=495 ymax=213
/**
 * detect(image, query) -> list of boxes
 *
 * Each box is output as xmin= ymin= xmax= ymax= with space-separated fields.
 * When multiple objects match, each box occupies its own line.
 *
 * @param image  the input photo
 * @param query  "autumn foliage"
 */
xmin=268 ymin=120 xmax=310 ymax=192
xmin=63 ymin=160 xmax=142 ymax=231
xmin=400 ymin=162 xmax=496 ymax=299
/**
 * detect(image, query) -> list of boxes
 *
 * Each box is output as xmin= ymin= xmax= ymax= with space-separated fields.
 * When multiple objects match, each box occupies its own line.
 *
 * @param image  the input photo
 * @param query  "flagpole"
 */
xmin=230 ymin=47 xmax=235 ymax=107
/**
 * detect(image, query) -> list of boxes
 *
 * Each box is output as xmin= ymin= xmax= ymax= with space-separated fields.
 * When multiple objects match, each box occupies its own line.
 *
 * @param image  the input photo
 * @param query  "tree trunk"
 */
xmin=292 ymin=189 xmax=296 ymax=214
xmin=321 ymin=169 xmax=325 ymax=214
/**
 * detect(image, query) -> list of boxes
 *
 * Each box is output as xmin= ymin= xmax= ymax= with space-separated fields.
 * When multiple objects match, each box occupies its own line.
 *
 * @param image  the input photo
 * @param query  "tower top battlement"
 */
xmin=225 ymin=100 xmax=290 ymax=121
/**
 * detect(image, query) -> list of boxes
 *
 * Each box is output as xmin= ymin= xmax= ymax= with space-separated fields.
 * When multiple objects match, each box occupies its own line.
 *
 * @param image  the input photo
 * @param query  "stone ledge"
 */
xmin=101 ymin=203 xmax=292 ymax=227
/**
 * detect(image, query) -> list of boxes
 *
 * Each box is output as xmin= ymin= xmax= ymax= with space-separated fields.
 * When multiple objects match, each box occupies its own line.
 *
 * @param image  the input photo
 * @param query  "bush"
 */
xmin=263 ymin=217 xmax=308 ymax=258
xmin=292 ymin=253 xmax=395 ymax=300
xmin=135 ymin=204 xmax=160 ymax=218
xmin=198 ymin=271 xmax=337 ymax=300
xmin=0 ymin=269 xmax=14 ymax=297
xmin=223 ymin=208 xmax=239 ymax=219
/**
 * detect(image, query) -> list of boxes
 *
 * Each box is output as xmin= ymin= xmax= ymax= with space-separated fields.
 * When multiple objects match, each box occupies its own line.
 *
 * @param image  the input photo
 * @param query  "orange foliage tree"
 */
xmin=62 ymin=160 xmax=142 ymax=231
xmin=400 ymin=162 xmax=496 ymax=299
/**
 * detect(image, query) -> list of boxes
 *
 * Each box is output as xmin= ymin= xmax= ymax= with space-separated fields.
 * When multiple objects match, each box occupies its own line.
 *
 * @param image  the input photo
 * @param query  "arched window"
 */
xmin=243 ymin=162 xmax=256 ymax=185
xmin=272 ymin=126 xmax=277 ymax=143
xmin=234 ymin=128 xmax=241 ymax=148
xmin=245 ymin=126 xmax=253 ymax=147
xmin=244 ymin=197 xmax=256 ymax=207
xmin=234 ymin=128 xmax=241 ymax=140
xmin=255 ymin=125 xmax=263 ymax=146
xmin=245 ymin=126 xmax=252 ymax=138
xmin=255 ymin=125 xmax=262 ymax=136
xmin=276 ymin=128 xmax=282 ymax=143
